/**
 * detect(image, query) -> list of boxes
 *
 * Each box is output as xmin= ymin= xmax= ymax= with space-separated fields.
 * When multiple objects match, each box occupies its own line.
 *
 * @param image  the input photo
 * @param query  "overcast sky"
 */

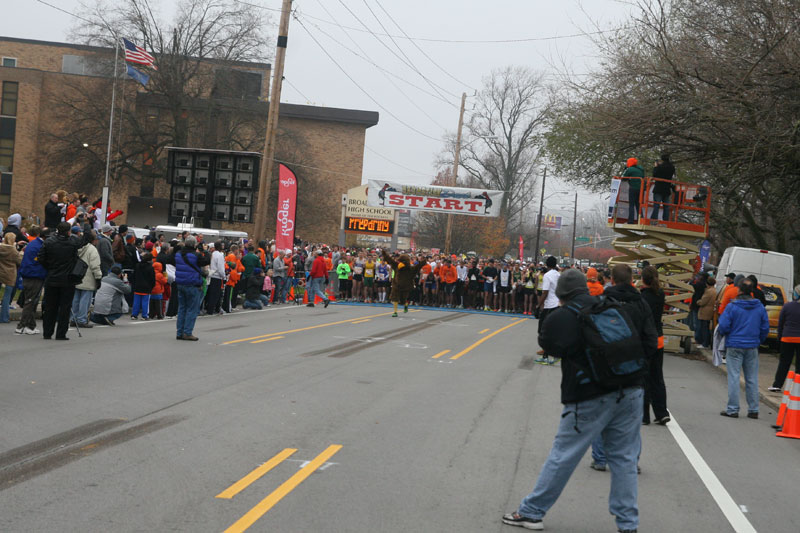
xmin=9 ymin=0 xmax=636 ymax=217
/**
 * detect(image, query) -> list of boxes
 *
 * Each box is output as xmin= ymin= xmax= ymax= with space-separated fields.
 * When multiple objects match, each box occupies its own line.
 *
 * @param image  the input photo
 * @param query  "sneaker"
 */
xmin=307 ymin=303 xmax=315 ymax=307
xmin=656 ymin=415 xmax=671 ymax=425
xmin=78 ymin=322 xmax=93 ymax=328
xmin=182 ymin=334 xmax=199 ymax=341
xmin=324 ymin=299 xmax=330 ymax=308
xmin=747 ymin=412 xmax=758 ymax=419
xmin=501 ymin=512 xmax=543 ymax=530
xmin=548 ymin=357 xmax=560 ymax=365
xmin=619 ymin=529 xmax=638 ymax=533
xmin=720 ymin=411 xmax=738 ymax=418
xmin=391 ymin=312 xmax=398 ymax=317
xmin=131 ymin=316 xmax=138 ymax=320
xmin=534 ymin=357 xmax=551 ymax=365
xmin=590 ymin=461 xmax=607 ymax=471
xmin=23 ymin=327 xmax=40 ymax=335
xmin=768 ymin=386 xmax=782 ymax=393
xmin=14 ymin=327 xmax=24 ymax=334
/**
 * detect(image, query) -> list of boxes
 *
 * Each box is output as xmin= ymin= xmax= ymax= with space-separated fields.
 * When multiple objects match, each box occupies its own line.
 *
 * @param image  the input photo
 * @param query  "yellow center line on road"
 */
xmin=450 ymin=318 xmax=527 ymax=360
xmin=216 ymin=448 xmax=297 ymax=500
xmin=222 ymin=312 xmax=396 ymax=345
xmin=478 ymin=328 xmax=490 ymax=334
xmin=431 ymin=350 xmax=451 ymax=359
xmin=351 ymin=319 xmax=371 ymax=324
xmin=223 ymin=444 xmax=343 ymax=533
xmin=250 ymin=336 xmax=285 ymax=344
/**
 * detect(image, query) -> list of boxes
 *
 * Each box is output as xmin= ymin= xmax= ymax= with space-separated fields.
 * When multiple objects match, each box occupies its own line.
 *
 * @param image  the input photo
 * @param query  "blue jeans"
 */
xmin=725 ymin=347 xmax=760 ymax=414
xmin=627 ymin=186 xmax=641 ymax=222
xmin=71 ymin=289 xmax=94 ymax=325
xmin=273 ymin=277 xmax=286 ymax=303
xmin=244 ymin=294 xmax=269 ymax=309
xmin=132 ymin=293 xmax=151 ymax=318
xmin=308 ymin=277 xmax=328 ymax=303
xmin=518 ymin=387 xmax=643 ymax=531
xmin=0 ymin=284 xmax=14 ymax=322
xmin=650 ymin=191 xmax=670 ymax=220
xmin=177 ymin=285 xmax=202 ymax=337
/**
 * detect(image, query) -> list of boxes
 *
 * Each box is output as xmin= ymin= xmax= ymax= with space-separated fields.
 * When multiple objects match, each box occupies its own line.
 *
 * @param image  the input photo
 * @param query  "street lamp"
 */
xmin=533 ymin=170 xmax=570 ymax=264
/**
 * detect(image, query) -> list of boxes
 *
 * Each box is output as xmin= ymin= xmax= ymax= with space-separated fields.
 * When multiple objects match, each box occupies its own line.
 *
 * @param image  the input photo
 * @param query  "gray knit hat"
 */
xmin=556 ymin=269 xmax=589 ymax=300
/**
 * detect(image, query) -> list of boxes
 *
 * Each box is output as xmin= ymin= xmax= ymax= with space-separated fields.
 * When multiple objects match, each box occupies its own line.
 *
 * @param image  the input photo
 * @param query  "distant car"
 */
xmin=760 ymin=282 xmax=786 ymax=341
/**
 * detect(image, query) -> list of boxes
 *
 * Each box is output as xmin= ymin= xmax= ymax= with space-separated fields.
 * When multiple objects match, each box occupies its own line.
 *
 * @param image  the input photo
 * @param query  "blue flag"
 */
xmin=126 ymin=64 xmax=150 ymax=87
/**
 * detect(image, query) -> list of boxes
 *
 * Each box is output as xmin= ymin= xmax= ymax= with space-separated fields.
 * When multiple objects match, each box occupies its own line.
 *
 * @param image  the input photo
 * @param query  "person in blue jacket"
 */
xmin=15 ymin=226 xmax=47 ymax=335
xmin=717 ymin=278 xmax=770 ymax=419
xmin=174 ymin=236 xmax=209 ymax=341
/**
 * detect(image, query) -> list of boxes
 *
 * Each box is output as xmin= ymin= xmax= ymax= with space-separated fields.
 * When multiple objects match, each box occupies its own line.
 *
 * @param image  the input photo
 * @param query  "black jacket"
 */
xmin=122 ymin=243 xmax=139 ymax=270
xmin=44 ymin=200 xmax=62 ymax=228
xmin=245 ymin=274 xmax=263 ymax=301
xmin=133 ymin=261 xmax=156 ymax=294
xmin=640 ymin=286 xmax=665 ymax=337
xmin=652 ymin=161 xmax=676 ymax=196
xmin=539 ymin=293 xmax=612 ymax=404
xmin=37 ymin=233 xmax=80 ymax=287
xmin=604 ymin=283 xmax=660 ymax=357
xmin=2 ymin=224 xmax=26 ymax=244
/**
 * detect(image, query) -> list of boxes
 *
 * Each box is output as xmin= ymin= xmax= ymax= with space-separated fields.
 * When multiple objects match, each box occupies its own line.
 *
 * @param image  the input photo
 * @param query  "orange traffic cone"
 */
xmin=776 ymin=374 xmax=800 ymax=439
xmin=772 ymin=370 xmax=795 ymax=430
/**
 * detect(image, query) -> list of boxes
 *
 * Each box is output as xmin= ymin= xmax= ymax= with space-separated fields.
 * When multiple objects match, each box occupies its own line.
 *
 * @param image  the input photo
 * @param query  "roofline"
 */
xmin=0 ymin=35 xmax=271 ymax=69
xmin=138 ymin=93 xmax=379 ymax=128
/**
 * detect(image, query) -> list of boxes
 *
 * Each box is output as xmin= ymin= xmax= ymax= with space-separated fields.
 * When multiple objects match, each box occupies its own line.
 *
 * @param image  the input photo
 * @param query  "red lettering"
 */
xmin=406 ymin=195 xmax=423 ymax=207
xmin=387 ymin=194 xmax=405 ymax=206
xmin=464 ymin=200 xmax=482 ymax=212
xmin=443 ymin=198 xmax=461 ymax=211
xmin=425 ymin=197 xmax=443 ymax=209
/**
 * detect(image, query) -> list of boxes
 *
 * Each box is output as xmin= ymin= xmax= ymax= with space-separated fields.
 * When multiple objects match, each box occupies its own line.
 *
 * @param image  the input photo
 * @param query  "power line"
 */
xmin=374 ymin=0 xmax=474 ymax=91
xmin=336 ymin=0 xmax=456 ymax=101
xmin=303 ymin=16 xmax=457 ymax=109
xmin=298 ymin=9 xmax=613 ymax=44
xmin=32 ymin=0 xmax=95 ymax=25
xmin=310 ymin=0 xmax=449 ymax=130
xmin=293 ymin=15 xmax=442 ymax=142
xmin=283 ymin=77 xmax=312 ymax=103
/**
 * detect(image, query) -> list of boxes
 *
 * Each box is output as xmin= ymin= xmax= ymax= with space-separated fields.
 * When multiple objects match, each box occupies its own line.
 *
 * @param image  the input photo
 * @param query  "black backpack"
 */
xmin=565 ymin=296 xmax=647 ymax=389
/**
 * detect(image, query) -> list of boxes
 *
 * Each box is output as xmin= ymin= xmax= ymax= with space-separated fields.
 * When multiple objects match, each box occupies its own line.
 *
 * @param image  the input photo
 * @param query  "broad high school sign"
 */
xmin=366 ymin=180 xmax=504 ymax=218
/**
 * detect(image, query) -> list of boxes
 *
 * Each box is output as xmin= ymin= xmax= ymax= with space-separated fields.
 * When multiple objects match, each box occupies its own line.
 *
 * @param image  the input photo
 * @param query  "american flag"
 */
xmin=122 ymin=38 xmax=156 ymax=69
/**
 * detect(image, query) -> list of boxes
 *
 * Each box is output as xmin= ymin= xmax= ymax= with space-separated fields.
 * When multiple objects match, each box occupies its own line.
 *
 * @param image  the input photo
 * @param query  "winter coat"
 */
xmin=623 ymin=165 xmax=645 ymax=189
xmin=112 ymin=234 xmax=126 ymax=263
xmin=241 ymin=252 xmax=261 ymax=279
xmin=777 ymin=300 xmax=800 ymax=343
xmin=96 ymin=234 xmax=114 ymax=274
xmin=151 ymin=262 xmax=167 ymax=296
xmin=2 ymin=224 xmax=26 ymax=244
xmin=0 ymin=241 xmax=22 ymax=286
xmin=717 ymin=296 xmax=769 ymax=348
xmin=272 ymin=256 xmax=288 ymax=278
xmin=18 ymin=237 xmax=46 ymax=279
xmin=175 ymin=247 xmax=208 ymax=286
xmin=133 ymin=260 xmax=156 ymax=294
xmin=310 ymin=255 xmax=328 ymax=280
xmin=697 ymin=285 xmax=717 ymax=321
xmin=245 ymin=275 xmax=263 ymax=301
xmin=93 ymin=273 xmax=131 ymax=315
xmin=75 ymin=243 xmax=102 ymax=291
xmin=604 ymin=283 xmax=660 ymax=357
xmin=37 ymin=233 xmax=80 ymax=287
xmin=44 ymin=200 xmax=62 ymax=228
xmin=640 ymin=286 xmax=665 ymax=337
xmin=652 ymin=161 xmax=676 ymax=196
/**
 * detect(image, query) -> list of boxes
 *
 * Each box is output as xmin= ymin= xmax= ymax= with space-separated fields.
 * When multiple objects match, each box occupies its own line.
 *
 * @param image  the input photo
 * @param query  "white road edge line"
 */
xmin=666 ymin=413 xmax=757 ymax=533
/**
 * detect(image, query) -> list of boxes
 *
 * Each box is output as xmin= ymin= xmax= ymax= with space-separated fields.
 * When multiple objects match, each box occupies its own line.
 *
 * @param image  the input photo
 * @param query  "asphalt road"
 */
xmin=1 ymin=303 xmax=798 ymax=532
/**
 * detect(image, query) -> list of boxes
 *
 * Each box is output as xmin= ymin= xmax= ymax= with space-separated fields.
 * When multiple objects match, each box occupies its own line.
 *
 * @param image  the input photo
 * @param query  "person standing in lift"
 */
xmin=651 ymin=154 xmax=676 ymax=221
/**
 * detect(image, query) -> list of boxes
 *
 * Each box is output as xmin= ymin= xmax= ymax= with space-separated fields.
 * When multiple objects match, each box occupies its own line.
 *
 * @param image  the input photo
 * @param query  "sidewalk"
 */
xmin=697 ymin=346 xmax=784 ymax=412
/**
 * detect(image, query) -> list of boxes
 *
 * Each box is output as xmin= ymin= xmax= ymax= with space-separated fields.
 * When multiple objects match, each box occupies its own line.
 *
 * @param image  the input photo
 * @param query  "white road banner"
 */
xmin=608 ymin=178 xmax=622 ymax=218
xmin=367 ymin=180 xmax=504 ymax=217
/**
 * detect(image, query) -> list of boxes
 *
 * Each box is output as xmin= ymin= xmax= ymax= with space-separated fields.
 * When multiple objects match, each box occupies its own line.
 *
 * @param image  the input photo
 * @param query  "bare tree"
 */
xmin=546 ymin=0 xmax=800 ymax=260
xmin=441 ymin=66 xmax=551 ymax=232
xmin=41 ymin=0 xmax=272 ymax=196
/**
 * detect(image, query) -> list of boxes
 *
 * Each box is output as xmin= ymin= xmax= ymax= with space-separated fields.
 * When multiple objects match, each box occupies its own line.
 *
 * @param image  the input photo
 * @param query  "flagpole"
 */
xmin=100 ymin=38 xmax=120 ymax=226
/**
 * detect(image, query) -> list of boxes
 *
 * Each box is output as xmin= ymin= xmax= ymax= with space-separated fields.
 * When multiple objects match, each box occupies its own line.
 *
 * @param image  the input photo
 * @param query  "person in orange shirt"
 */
xmin=420 ymin=261 xmax=434 ymax=306
xmin=224 ymin=245 xmax=244 ymax=312
xmin=718 ymin=274 xmax=743 ymax=316
xmin=440 ymin=258 xmax=458 ymax=308
xmin=586 ymin=267 xmax=604 ymax=296
xmin=149 ymin=261 xmax=168 ymax=319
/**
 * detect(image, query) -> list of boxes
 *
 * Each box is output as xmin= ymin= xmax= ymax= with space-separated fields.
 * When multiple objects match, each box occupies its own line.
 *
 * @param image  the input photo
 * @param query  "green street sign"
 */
xmin=576 ymin=237 xmax=590 ymax=242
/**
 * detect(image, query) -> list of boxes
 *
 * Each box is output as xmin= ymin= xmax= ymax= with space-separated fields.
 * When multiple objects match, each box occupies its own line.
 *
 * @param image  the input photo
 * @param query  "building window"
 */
xmin=0 ymin=138 xmax=13 ymax=172
xmin=0 ymin=172 xmax=11 ymax=214
xmin=1 ymin=82 xmax=18 ymax=116
xmin=2 ymin=57 xmax=16 ymax=68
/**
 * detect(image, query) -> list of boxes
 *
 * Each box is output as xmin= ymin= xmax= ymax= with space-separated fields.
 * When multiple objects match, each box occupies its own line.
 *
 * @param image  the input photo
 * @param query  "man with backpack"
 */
xmin=503 ymin=265 xmax=657 ymax=533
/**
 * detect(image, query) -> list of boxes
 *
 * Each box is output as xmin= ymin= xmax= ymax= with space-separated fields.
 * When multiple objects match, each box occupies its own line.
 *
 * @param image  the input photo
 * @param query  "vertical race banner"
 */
xmin=519 ymin=235 xmax=524 ymax=261
xmin=608 ymin=178 xmax=622 ymax=218
xmin=275 ymin=163 xmax=297 ymax=251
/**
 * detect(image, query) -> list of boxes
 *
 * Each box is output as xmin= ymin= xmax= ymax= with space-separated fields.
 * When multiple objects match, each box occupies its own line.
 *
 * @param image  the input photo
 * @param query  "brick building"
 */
xmin=0 ymin=36 xmax=378 ymax=242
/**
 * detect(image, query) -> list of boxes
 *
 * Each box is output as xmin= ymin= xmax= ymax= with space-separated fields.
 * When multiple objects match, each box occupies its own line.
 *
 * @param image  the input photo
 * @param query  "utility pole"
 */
xmin=533 ymin=167 xmax=547 ymax=264
xmin=444 ymin=92 xmax=466 ymax=255
xmin=254 ymin=0 xmax=292 ymax=243
xmin=570 ymin=191 xmax=578 ymax=263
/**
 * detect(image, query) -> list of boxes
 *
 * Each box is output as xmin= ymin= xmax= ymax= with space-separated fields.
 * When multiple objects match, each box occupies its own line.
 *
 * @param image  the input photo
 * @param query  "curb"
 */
xmin=697 ymin=348 xmax=781 ymax=412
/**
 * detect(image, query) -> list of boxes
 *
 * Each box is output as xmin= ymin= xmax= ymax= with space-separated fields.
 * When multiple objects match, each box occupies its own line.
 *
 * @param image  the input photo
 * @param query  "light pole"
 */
xmin=570 ymin=191 xmax=578 ymax=262
xmin=534 ymin=183 xmax=569 ymax=264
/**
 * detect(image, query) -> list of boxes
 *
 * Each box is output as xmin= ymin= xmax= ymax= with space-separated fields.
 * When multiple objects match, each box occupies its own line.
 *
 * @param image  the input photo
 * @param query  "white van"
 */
xmin=715 ymin=247 xmax=794 ymax=297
